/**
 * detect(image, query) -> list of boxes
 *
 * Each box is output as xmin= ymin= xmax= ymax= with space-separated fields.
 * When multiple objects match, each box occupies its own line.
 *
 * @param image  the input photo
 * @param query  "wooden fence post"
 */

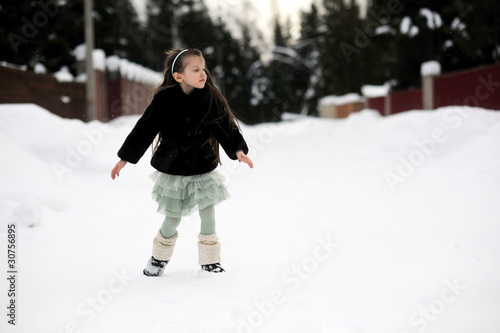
xmin=421 ymin=61 xmax=441 ymax=110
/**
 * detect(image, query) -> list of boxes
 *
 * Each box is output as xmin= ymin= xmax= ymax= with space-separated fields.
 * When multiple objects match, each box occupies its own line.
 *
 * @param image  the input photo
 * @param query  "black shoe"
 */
xmin=201 ymin=263 xmax=225 ymax=273
xmin=143 ymin=256 xmax=169 ymax=277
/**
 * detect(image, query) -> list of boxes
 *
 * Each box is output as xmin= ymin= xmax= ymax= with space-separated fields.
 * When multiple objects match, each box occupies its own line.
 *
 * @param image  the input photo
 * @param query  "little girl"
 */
xmin=111 ymin=48 xmax=253 ymax=276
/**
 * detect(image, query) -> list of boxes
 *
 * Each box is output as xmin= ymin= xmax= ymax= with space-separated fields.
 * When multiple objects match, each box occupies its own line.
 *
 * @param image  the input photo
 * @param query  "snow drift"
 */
xmin=0 ymin=103 xmax=499 ymax=333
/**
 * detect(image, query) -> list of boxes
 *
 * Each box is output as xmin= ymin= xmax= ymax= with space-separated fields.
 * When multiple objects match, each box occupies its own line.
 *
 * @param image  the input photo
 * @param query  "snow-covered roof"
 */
xmin=319 ymin=93 xmax=364 ymax=106
xmin=361 ymin=84 xmax=391 ymax=98
xmin=67 ymin=45 xmax=162 ymax=85
xmin=106 ymin=55 xmax=121 ymax=72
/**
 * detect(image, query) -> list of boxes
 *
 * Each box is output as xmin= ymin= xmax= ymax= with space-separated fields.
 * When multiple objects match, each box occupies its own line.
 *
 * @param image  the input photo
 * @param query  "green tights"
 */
xmin=160 ymin=204 xmax=216 ymax=239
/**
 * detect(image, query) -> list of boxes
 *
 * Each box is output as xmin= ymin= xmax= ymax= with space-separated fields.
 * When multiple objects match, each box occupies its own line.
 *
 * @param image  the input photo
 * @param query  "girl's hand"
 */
xmin=236 ymin=150 xmax=253 ymax=169
xmin=111 ymin=160 xmax=127 ymax=180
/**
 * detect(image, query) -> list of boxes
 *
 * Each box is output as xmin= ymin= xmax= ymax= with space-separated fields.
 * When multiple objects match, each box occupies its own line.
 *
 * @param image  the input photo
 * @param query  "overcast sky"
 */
xmin=130 ymin=0 xmax=367 ymax=43
xmin=130 ymin=0 xmax=314 ymax=40
xmin=130 ymin=0 xmax=313 ymax=19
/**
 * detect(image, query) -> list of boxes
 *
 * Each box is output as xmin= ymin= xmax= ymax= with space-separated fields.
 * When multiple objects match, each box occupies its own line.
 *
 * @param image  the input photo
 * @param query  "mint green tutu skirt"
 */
xmin=150 ymin=170 xmax=230 ymax=218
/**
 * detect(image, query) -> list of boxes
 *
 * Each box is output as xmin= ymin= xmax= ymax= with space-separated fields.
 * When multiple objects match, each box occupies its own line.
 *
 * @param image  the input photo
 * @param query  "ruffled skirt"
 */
xmin=150 ymin=170 xmax=230 ymax=218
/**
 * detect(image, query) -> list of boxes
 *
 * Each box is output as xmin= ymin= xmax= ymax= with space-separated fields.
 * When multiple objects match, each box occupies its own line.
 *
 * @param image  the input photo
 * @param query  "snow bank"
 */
xmin=1 ymin=103 xmax=499 ymax=333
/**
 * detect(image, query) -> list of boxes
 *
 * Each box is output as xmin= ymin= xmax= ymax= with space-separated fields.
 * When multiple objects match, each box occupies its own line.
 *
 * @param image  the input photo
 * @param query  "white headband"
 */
xmin=171 ymin=49 xmax=188 ymax=76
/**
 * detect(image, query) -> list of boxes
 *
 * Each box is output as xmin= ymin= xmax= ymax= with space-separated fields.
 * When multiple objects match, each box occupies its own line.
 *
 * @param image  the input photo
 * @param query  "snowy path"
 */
xmin=1 ymin=104 xmax=499 ymax=333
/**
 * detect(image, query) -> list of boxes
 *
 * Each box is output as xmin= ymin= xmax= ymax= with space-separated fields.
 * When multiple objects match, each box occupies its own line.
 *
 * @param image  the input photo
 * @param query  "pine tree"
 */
xmin=0 ymin=0 xmax=79 ymax=72
xmin=444 ymin=0 xmax=500 ymax=69
xmin=368 ymin=0 xmax=500 ymax=89
xmin=143 ymin=0 xmax=176 ymax=70
xmin=267 ymin=15 xmax=291 ymax=118
xmin=254 ymin=12 xmax=318 ymax=119
xmin=173 ymin=0 xmax=260 ymax=123
xmin=77 ymin=0 xmax=146 ymax=66
xmin=298 ymin=2 xmax=322 ymax=116
xmin=0 ymin=0 xmax=147 ymax=73
xmin=318 ymin=0 xmax=365 ymax=95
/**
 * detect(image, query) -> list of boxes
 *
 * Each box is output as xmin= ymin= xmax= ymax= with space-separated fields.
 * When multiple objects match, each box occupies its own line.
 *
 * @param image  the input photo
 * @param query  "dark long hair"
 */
xmin=152 ymin=48 xmax=241 ymax=165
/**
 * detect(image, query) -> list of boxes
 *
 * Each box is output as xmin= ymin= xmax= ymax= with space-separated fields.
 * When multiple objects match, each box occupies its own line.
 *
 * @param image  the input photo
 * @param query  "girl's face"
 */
xmin=174 ymin=55 xmax=207 ymax=94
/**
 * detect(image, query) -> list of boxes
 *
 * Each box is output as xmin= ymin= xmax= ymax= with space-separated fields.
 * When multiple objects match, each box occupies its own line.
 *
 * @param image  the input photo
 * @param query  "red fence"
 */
xmin=367 ymin=96 xmax=385 ymax=116
xmin=434 ymin=63 xmax=500 ymax=110
xmin=390 ymin=88 xmax=423 ymax=115
xmin=365 ymin=62 xmax=500 ymax=115
xmin=0 ymin=65 xmax=86 ymax=121
xmin=0 ymin=61 xmax=156 ymax=122
xmin=106 ymin=78 xmax=152 ymax=119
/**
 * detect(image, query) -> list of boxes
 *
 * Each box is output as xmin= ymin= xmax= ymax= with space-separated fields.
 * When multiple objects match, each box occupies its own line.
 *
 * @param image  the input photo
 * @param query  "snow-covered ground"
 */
xmin=1 ymin=103 xmax=499 ymax=333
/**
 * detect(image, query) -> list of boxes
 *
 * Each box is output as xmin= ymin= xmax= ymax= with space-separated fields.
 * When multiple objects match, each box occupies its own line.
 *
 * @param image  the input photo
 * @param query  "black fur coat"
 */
xmin=117 ymin=84 xmax=248 ymax=176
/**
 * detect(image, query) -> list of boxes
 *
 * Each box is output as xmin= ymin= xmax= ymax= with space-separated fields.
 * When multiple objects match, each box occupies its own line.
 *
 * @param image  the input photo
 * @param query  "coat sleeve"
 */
xmin=211 ymin=109 xmax=249 ymax=160
xmin=117 ymin=93 xmax=165 ymax=164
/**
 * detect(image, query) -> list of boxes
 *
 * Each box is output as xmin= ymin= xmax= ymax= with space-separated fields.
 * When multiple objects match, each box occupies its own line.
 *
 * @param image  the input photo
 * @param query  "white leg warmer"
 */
xmin=152 ymin=229 xmax=178 ymax=261
xmin=197 ymin=233 xmax=221 ymax=265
